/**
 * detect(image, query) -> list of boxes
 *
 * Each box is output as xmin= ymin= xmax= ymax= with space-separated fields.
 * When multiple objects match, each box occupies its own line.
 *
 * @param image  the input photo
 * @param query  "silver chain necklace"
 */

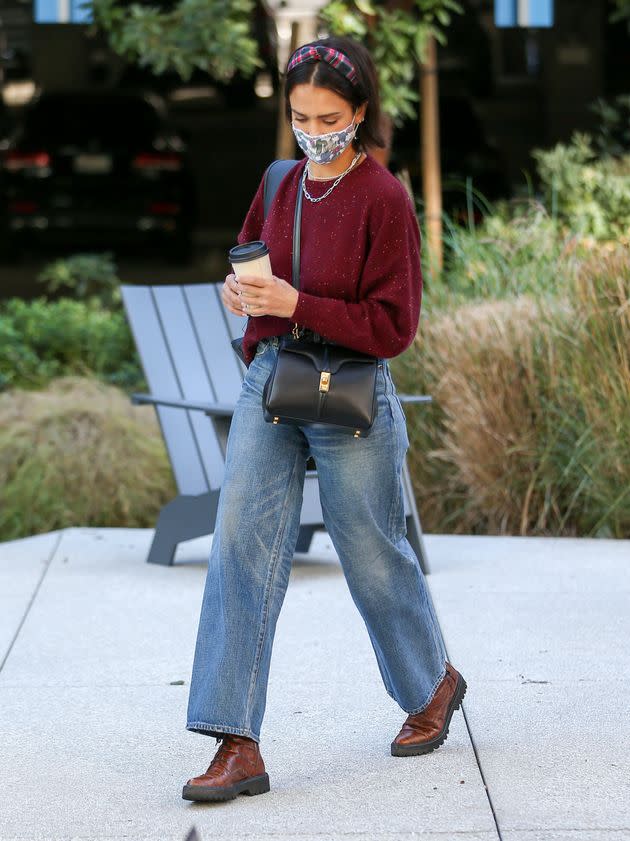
xmin=301 ymin=151 xmax=363 ymax=203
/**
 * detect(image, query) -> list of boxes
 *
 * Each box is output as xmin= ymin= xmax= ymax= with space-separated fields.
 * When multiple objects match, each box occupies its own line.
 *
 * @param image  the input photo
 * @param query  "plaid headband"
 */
xmin=286 ymin=45 xmax=359 ymax=87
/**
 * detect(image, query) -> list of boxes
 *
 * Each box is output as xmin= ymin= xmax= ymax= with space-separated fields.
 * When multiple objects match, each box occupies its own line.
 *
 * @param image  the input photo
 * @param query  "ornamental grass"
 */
xmin=394 ymin=246 xmax=630 ymax=537
xmin=0 ymin=376 xmax=176 ymax=541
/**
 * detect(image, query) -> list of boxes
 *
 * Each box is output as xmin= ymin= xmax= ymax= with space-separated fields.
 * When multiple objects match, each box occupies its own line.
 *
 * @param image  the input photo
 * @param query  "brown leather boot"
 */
xmin=391 ymin=662 xmax=467 ymax=756
xmin=182 ymin=734 xmax=270 ymax=801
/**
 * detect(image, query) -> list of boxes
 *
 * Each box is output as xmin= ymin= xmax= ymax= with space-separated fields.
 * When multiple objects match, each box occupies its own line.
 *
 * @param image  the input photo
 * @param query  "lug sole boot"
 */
xmin=182 ymin=734 xmax=270 ymax=801
xmin=391 ymin=662 xmax=467 ymax=756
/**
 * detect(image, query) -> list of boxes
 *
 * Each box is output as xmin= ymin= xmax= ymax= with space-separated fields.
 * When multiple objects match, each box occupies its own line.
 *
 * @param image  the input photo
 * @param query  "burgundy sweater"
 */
xmin=235 ymin=152 xmax=423 ymax=367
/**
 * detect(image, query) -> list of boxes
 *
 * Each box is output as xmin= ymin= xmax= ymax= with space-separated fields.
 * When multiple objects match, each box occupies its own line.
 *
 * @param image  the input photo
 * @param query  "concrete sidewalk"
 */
xmin=0 ymin=527 xmax=628 ymax=841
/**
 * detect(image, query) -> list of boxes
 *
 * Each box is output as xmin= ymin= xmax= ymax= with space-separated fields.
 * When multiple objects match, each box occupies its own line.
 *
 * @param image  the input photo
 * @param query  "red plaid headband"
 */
xmin=286 ymin=45 xmax=359 ymax=87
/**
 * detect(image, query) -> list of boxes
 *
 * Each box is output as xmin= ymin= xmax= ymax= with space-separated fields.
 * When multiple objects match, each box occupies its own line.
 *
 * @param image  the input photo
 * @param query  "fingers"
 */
xmin=222 ymin=273 xmax=246 ymax=316
xmin=222 ymin=273 xmax=268 ymax=317
xmin=224 ymin=272 xmax=239 ymax=293
xmin=236 ymin=275 xmax=267 ymax=287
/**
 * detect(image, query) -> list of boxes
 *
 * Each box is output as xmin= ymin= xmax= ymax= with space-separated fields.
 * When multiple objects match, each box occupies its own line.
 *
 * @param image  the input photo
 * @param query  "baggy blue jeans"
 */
xmin=186 ymin=336 xmax=447 ymax=744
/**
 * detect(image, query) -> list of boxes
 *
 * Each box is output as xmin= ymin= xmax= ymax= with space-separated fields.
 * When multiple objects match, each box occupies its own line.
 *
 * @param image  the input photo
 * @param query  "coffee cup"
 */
xmin=228 ymin=240 xmax=273 ymax=282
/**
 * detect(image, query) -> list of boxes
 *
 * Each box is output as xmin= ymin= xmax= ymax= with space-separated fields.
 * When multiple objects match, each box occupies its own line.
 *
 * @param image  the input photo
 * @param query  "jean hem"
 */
xmin=403 ymin=662 xmax=448 ymax=715
xmin=186 ymin=721 xmax=260 ymax=744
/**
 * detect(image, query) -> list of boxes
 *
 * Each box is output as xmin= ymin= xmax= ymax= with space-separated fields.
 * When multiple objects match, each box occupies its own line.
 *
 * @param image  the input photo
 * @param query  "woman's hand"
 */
xmin=224 ymin=273 xmax=299 ymax=319
xmin=221 ymin=273 xmax=247 ymax=317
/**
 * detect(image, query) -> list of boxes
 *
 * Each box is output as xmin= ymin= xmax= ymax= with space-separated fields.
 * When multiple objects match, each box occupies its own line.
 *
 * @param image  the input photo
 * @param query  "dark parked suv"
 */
xmin=0 ymin=90 xmax=197 ymax=262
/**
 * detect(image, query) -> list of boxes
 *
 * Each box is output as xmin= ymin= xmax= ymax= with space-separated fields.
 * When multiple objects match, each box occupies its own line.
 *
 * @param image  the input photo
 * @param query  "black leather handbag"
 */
xmin=261 ymin=166 xmax=378 ymax=439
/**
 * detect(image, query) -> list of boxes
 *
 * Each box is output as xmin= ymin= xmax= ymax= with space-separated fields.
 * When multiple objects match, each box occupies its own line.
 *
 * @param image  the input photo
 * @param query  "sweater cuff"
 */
xmin=290 ymin=290 xmax=316 ymax=329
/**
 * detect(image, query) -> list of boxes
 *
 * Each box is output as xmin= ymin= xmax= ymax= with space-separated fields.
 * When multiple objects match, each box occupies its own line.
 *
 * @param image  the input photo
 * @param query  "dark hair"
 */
xmin=284 ymin=35 xmax=386 ymax=153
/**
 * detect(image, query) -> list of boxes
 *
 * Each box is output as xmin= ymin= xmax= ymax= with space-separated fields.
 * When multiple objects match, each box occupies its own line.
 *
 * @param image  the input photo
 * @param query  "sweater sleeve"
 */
xmin=290 ymin=182 xmax=422 ymax=358
xmin=236 ymin=171 xmax=266 ymax=245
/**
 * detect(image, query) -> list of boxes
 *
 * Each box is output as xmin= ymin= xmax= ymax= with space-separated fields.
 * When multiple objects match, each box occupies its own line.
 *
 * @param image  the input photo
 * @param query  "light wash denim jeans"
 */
xmin=186 ymin=336 xmax=447 ymax=744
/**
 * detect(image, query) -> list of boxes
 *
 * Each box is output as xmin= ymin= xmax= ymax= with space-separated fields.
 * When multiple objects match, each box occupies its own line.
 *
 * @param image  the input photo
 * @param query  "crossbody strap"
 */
xmin=292 ymin=169 xmax=302 ymax=292
xmin=263 ymin=159 xmax=302 ymax=293
xmin=263 ymin=159 xmax=300 ymax=219
xmin=258 ymin=159 xmax=321 ymax=342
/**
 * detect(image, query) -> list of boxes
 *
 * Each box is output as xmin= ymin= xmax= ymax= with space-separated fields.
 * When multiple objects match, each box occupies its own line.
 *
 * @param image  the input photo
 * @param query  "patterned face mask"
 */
xmin=291 ymin=109 xmax=359 ymax=164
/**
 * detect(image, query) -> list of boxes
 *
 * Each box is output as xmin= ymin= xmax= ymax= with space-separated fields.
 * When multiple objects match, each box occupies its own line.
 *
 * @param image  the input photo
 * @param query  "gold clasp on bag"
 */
xmin=319 ymin=371 xmax=331 ymax=392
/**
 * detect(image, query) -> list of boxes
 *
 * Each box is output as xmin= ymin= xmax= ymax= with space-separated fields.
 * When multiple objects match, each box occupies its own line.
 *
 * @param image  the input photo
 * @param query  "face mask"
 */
xmin=291 ymin=109 xmax=360 ymax=164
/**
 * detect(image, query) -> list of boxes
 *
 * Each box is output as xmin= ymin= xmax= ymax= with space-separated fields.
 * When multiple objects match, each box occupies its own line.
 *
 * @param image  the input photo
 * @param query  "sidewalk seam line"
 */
xmin=0 ymin=528 xmax=67 ymax=676
xmin=429 ymin=573 xmax=504 ymax=841
xmin=460 ymin=697 xmax=504 ymax=840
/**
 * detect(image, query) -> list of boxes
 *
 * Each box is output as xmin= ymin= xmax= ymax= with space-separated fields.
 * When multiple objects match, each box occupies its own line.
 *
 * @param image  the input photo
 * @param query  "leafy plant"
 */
xmin=532 ymin=132 xmax=630 ymax=240
xmin=85 ymin=0 xmax=265 ymax=81
xmin=432 ymin=201 xmax=576 ymax=305
xmin=589 ymin=94 xmax=630 ymax=158
xmin=87 ymin=0 xmax=462 ymax=129
xmin=319 ymin=0 xmax=463 ymax=126
xmin=610 ymin=0 xmax=630 ymax=28
xmin=0 ymin=297 xmax=144 ymax=393
xmin=37 ymin=252 xmax=121 ymax=309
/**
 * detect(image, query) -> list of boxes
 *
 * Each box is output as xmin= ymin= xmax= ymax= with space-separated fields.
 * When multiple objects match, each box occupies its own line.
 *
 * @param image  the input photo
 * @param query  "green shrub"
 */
xmin=0 ymin=376 xmax=177 ymax=541
xmin=36 ymin=252 xmax=121 ymax=309
xmin=532 ymin=133 xmax=630 ymax=240
xmin=590 ymin=94 xmax=630 ymax=158
xmin=0 ymin=297 xmax=144 ymax=392
xmin=433 ymin=203 xmax=576 ymax=305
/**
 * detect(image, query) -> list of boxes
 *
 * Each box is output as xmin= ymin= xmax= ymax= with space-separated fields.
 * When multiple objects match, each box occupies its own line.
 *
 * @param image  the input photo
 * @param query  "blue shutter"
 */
xmin=34 ymin=0 xmax=92 ymax=22
xmin=495 ymin=0 xmax=553 ymax=27
xmin=34 ymin=0 xmax=59 ymax=22
xmin=72 ymin=0 xmax=92 ymax=22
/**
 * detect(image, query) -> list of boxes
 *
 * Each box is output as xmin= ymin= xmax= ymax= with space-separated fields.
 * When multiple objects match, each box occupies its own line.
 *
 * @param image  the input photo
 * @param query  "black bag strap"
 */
xmin=262 ymin=158 xmax=320 ymax=341
xmin=263 ymin=159 xmax=300 ymax=219
xmin=288 ymin=164 xmax=326 ymax=342
xmin=262 ymin=159 xmax=302 ymax=293
xmin=255 ymin=158 xmax=323 ymax=342
xmin=292 ymin=167 xmax=302 ymax=293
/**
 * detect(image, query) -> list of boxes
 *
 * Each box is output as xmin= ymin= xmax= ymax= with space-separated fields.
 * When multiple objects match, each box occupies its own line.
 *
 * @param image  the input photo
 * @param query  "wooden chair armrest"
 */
xmin=130 ymin=393 xmax=236 ymax=417
xmin=397 ymin=394 xmax=432 ymax=404
xmin=131 ymin=392 xmax=429 ymax=417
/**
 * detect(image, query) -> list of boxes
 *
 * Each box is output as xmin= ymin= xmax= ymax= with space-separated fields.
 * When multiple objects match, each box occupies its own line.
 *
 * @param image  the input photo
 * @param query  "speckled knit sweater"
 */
xmin=235 ymin=152 xmax=423 ymax=367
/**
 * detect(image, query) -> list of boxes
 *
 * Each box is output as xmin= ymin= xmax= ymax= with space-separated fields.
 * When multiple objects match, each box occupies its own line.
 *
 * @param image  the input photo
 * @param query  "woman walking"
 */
xmin=183 ymin=35 xmax=467 ymax=802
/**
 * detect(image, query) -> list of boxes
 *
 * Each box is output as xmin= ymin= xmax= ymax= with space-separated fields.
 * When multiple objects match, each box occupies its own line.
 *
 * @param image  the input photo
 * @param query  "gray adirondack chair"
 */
xmin=120 ymin=161 xmax=433 ymax=573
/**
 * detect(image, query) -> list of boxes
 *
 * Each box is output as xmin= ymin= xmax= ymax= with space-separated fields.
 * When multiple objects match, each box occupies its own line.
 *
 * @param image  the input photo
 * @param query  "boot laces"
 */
xmin=207 ymin=736 xmax=239 ymax=774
